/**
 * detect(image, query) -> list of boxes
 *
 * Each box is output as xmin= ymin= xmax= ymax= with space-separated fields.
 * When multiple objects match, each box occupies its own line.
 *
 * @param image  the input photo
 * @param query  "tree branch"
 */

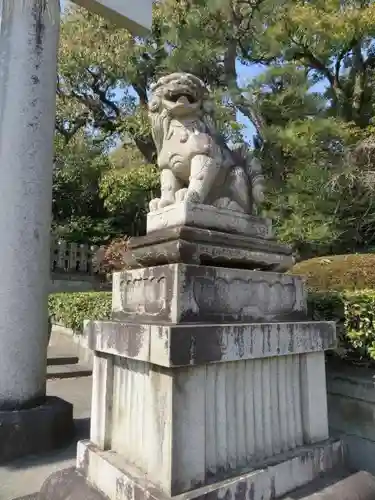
xmin=55 ymin=113 xmax=89 ymax=144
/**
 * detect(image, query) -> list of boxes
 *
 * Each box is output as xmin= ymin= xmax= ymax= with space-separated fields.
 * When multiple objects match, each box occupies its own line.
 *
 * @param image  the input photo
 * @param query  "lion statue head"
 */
xmin=148 ymin=73 xmax=214 ymax=154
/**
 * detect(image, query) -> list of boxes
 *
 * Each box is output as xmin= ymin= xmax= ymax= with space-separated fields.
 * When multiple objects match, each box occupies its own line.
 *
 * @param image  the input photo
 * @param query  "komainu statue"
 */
xmin=148 ymin=72 xmax=264 ymax=214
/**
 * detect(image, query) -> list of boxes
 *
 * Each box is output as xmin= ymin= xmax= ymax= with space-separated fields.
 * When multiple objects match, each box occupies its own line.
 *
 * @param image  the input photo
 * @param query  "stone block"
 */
xmin=112 ymin=264 xmax=307 ymax=324
xmin=72 ymin=439 xmax=345 ymax=500
xmin=26 ymin=440 xmax=346 ymax=500
xmin=146 ymin=202 xmax=273 ymax=239
xmin=124 ymin=226 xmax=294 ymax=271
xmin=0 ymin=396 xmax=74 ymax=464
xmin=85 ymin=320 xmax=336 ymax=367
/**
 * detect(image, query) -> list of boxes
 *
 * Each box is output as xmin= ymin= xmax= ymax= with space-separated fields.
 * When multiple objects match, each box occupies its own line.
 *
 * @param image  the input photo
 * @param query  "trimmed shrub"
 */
xmin=93 ymin=237 xmax=129 ymax=279
xmin=49 ymin=292 xmax=111 ymax=333
xmin=290 ymin=254 xmax=375 ymax=291
xmin=309 ymin=290 xmax=375 ymax=363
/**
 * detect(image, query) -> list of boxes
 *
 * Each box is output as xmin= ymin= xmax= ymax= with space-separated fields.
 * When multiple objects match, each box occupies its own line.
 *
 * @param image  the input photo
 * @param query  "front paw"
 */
xmin=149 ymin=198 xmax=160 ymax=212
xmin=158 ymin=196 xmax=175 ymax=209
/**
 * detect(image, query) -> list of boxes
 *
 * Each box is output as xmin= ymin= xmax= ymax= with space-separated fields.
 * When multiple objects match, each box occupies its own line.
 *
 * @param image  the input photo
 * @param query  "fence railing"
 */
xmin=50 ymin=238 xmax=99 ymax=275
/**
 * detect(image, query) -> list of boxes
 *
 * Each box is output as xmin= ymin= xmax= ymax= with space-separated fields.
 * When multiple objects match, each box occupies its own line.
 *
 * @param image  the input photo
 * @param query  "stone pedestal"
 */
xmin=32 ymin=205 xmax=352 ymax=499
xmin=0 ymin=1 xmax=74 ymax=461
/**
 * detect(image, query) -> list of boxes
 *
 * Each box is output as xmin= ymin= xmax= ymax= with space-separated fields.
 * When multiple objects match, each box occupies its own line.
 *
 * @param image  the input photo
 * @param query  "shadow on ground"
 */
xmin=4 ymin=417 xmax=90 ymax=472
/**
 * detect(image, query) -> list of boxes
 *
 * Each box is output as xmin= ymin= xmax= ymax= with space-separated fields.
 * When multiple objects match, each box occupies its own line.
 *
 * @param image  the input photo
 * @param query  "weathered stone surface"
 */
xmin=0 ymin=0 xmax=59 ymax=413
xmin=85 ymin=320 xmax=336 ymax=367
xmin=22 ymin=466 xmax=375 ymax=500
xmin=0 ymin=396 xmax=74 ymax=464
xmin=91 ymin=353 xmax=330 ymax=493
xmin=72 ymin=439 xmax=345 ymax=500
xmin=326 ymin=360 xmax=375 ymax=474
xmin=281 ymin=471 xmax=375 ymax=499
xmin=148 ymin=73 xmax=264 ymax=214
xmin=112 ymin=264 xmax=306 ymax=324
xmin=124 ymin=225 xmax=294 ymax=271
xmin=147 ymin=202 xmax=272 ymax=238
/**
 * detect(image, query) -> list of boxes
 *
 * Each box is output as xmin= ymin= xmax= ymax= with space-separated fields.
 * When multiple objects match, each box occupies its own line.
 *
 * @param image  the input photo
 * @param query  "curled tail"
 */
xmin=231 ymin=143 xmax=265 ymax=209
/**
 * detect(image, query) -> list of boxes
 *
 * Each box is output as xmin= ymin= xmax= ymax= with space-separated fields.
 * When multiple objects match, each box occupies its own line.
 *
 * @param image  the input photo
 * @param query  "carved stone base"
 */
xmin=125 ymin=225 xmax=294 ymax=271
xmin=146 ymin=202 xmax=273 ymax=239
xmin=111 ymin=263 xmax=306 ymax=324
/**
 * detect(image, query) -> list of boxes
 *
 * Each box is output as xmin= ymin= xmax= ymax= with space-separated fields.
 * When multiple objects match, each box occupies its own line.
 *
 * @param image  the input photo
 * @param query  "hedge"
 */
xmin=309 ymin=290 xmax=375 ymax=363
xmin=290 ymin=254 xmax=375 ymax=291
xmin=49 ymin=292 xmax=112 ymax=332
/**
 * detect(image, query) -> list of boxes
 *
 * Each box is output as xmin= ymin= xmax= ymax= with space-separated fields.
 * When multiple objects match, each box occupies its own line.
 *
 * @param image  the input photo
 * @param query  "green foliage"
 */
xmin=100 ymin=163 xmax=160 ymax=236
xmin=290 ymin=254 xmax=375 ymax=291
xmin=345 ymin=293 xmax=375 ymax=360
xmin=296 ymin=253 xmax=375 ymax=363
xmin=53 ymin=133 xmax=116 ymax=244
xmin=308 ymin=291 xmax=346 ymax=323
xmin=53 ymin=134 xmax=160 ymax=242
xmin=48 ymin=292 xmax=112 ymax=332
xmin=309 ymin=291 xmax=375 ymax=362
xmin=55 ymin=1 xmax=375 ymax=255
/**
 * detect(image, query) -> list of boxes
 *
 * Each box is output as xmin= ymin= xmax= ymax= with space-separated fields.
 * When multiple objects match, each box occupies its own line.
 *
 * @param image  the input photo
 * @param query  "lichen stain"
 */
xmin=234 ymin=327 xmax=245 ymax=358
xmin=248 ymin=483 xmax=255 ymax=500
xmin=234 ymin=481 xmax=248 ymax=500
xmin=270 ymin=477 xmax=276 ymax=499
xmin=105 ymin=323 xmax=145 ymax=359
xmin=31 ymin=0 xmax=47 ymax=53
xmin=31 ymin=75 xmax=40 ymax=86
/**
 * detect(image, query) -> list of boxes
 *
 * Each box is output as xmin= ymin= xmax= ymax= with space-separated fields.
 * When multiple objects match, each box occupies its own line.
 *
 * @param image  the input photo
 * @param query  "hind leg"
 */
xmin=226 ymin=166 xmax=252 ymax=213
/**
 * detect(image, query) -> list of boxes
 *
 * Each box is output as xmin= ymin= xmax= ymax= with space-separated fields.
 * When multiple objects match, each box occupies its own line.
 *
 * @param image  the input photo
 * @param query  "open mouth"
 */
xmin=166 ymin=89 xmax=197 ymax=104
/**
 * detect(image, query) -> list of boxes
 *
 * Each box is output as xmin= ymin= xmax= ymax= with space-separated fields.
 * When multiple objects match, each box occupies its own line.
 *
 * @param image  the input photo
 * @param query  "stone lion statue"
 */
xmin=148 ymin=72 xmax=264 ymax=214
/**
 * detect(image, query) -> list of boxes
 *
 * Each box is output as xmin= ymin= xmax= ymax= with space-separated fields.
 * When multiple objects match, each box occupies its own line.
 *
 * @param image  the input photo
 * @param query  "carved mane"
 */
xmin=149 ymin=105 xmax=171 ymax=155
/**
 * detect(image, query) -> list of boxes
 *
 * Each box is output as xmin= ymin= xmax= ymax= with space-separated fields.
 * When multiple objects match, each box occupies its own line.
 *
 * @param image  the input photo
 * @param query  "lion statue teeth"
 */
xmin=148 ymin=72 xmax=264 ymax=214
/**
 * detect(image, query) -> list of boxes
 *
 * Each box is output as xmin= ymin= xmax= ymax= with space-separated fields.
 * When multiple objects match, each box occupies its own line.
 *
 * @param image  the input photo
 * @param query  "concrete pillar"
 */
xmin=0 ymin=0 xmax=60 ymax=410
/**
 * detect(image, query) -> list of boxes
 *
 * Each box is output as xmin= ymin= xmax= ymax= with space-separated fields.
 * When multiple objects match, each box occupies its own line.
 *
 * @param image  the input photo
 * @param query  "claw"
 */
xmin=175 ymin=188 xmax=188 ymax=203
